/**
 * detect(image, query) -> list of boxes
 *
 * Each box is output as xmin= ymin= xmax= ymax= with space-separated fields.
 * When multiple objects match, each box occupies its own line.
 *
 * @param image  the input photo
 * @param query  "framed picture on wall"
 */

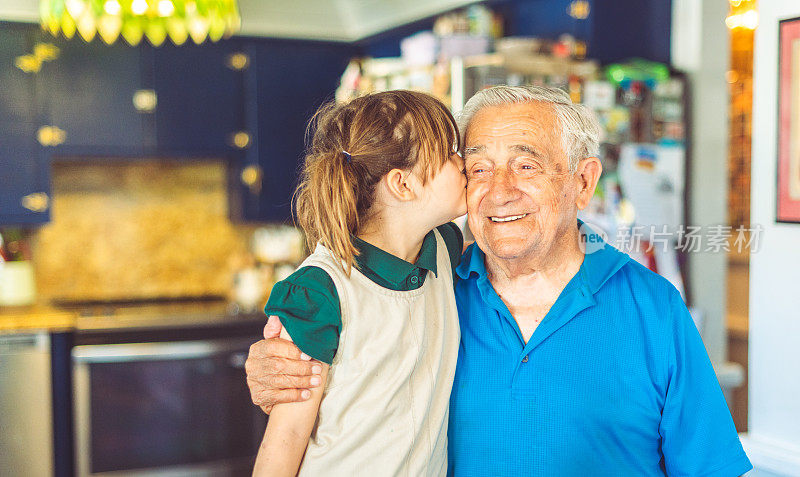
xmin=777 ymin=16 xmax=800 ymax=223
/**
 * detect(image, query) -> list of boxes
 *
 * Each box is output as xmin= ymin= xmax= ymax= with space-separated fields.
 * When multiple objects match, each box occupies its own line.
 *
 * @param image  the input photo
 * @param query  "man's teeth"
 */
xmin=490 ymin=214 xmax=527 ymax=223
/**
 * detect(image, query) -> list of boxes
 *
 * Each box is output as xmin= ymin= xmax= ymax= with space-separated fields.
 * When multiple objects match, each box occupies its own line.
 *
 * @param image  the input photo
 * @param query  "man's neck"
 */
xmin=482 ymin=225 xmax=585 ymax=342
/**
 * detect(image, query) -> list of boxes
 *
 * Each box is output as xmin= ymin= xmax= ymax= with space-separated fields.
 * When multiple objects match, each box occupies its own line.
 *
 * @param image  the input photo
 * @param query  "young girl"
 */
xmin=252 ymin=90 xmax=467 ymax=476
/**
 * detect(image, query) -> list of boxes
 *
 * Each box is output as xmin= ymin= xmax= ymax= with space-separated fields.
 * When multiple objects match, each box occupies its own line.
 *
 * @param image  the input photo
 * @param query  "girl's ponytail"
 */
xmin=295 ymin=146 xmax=360 ymax=274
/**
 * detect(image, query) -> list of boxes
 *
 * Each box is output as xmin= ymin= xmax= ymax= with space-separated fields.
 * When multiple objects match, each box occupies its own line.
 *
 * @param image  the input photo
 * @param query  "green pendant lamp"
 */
xmin=39 ymin=0 xmax=241 ymax=46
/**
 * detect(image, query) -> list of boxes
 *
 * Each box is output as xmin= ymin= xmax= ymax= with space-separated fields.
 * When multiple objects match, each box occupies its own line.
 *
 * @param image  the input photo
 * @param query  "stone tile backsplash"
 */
xmin=31 ymin=159 xmax=254 ymax=302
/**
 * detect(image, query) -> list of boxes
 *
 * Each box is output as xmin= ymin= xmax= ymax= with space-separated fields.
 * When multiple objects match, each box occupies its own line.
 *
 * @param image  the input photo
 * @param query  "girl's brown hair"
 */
xmin=294 ymin=90 xmax=459 ymax=274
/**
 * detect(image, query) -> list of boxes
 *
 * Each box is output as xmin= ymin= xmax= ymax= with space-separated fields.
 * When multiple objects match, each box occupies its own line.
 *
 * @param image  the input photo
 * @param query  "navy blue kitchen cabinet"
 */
xmin=237 ymin=40 xmax=355 ymax=223
xmin=1 ymin=22 xmax=354 ymax=226
xmin=493 ymin=0 xmax=671 ymax=65
xmin=36 ymin=37 xmax=150 ymax=158
xmin=150 ymin=39 xmax=253 ymax=157
xmin=35 ymin=36 xmax=255 ymax=159
xmin=502 ymin=0 xmax=592 ymax=45
xmin=0 ymin=22 xmax=50 ymax=225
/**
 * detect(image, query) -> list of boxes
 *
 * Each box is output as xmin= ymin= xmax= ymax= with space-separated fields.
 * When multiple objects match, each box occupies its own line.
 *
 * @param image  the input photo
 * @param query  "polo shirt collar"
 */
xmin=455 ymin=219 xmax=631 ymax=354
xmin=353 ymin=229 xmax=439 ymax=287
xmin=456 ymin=240 xmax=485 ymax=281
xmin=578 ymin=220 xmax=630 ymax=294
xmin=455 ymin=219 xmax=630 ymax=296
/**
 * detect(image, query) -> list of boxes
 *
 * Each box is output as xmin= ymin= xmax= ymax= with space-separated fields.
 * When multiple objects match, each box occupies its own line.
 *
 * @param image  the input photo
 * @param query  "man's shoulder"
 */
xmin=594 ymin=260 xmax=695 ymax=362
xmin=600 ymin=258 xmax=687 ymax=330
xmin=611 ymin=257 xmax=683 ymax=299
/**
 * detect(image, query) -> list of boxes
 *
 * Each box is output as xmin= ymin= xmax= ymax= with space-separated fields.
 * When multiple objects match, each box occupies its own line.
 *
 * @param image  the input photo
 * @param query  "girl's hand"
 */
xmin=245 ymin=316 xmax=323 ymax=414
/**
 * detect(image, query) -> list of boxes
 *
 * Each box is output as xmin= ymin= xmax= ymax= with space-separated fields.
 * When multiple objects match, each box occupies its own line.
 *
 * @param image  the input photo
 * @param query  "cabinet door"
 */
xmin=151 ymin=40 xmax=250 ymax=157
xmin=503 ymin=0 xmax=591 ymax=40
xmin=0 ymin=23 xmax=50 ymax=225
xmin=37 ymin=38 xmax=148 ymax=157
xmin=239 ymin=41 xmax=354 ymax=223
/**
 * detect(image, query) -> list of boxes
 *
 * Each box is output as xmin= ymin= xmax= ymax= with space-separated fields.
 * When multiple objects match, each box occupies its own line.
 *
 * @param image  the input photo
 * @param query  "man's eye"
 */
xmin=518 ymin=163 xmax=541 ymax=173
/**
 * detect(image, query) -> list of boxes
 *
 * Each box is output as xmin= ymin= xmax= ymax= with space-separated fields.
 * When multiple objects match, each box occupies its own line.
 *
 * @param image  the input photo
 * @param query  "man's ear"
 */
xmin=382 ymin=168 xmax=417 ymax=202
xmin=574 ymin=157 xmax=602 ymax=210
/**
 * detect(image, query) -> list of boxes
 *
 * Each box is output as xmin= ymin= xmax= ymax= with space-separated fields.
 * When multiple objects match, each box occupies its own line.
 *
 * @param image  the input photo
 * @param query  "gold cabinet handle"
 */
xmin=132 ymin=89 xmax=157 ymax=113
xmin=15 ymin=54 xmax=41 ymax=73
xmin=226 ymin=52 xmax=250 ymax=71
xmin=37 ymin=126 xmax=66 ymax=146
xmin=229 ymin=131 xmax=251 ymax=149
xmin=14 ymin=43 xmax=59 ymax=74
xmin=21 ymin=192 xmax=49 ymax=212
xmin=33 ymin=42 xmax=60 ymax=62
xmin=240 ymin=164 xmax=262 ymax=195
xmin=568 ymin=0 xmax=590 ymax=19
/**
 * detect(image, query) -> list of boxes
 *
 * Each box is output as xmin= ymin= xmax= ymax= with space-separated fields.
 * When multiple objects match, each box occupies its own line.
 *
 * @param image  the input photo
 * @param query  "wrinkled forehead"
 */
xmin=463 ymin=102 xmax=561 ymax=151
xmin=462 ymin=107 xmax=563 ymax=169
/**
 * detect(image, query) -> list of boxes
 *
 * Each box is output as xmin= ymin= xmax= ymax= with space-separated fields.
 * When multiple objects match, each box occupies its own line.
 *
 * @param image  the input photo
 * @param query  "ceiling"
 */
xmin=0 ymin=0 xmax=478 ymax=42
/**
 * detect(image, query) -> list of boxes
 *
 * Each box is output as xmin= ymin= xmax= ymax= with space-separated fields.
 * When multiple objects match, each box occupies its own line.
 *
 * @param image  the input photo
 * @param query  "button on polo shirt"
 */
xmin=447 ymin=224 xmax=752 ymax=477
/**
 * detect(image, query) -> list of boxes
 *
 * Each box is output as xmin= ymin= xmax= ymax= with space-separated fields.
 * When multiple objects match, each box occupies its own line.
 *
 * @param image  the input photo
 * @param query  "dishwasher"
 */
xmin=0 ymin=332 xmax=54 ymax=477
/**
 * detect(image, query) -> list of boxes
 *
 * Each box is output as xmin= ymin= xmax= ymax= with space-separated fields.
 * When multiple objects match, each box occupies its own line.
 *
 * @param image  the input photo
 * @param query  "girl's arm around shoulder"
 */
xmin=252 ymin=328 xmax=329 ymax=477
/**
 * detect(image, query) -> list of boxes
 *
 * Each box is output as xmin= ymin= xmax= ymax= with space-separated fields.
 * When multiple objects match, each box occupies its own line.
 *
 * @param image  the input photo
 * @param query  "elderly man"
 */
xmin=245 ymin=85 xmax=752 ymax=476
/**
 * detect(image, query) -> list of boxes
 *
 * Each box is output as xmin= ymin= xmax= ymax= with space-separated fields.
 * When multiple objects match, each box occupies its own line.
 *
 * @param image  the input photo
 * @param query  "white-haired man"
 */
xmin=245 ymin=85 xmax=752 ymax=476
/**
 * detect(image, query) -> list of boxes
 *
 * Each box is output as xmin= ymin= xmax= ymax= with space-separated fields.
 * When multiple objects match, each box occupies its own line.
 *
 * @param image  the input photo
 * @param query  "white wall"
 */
xmin=0 ymin=0 xmax=37 ymax=22
xmin=744 ymin=0 xmax=800 ymax=474
xmin=671 ymin=0 xmax=730 ymax=366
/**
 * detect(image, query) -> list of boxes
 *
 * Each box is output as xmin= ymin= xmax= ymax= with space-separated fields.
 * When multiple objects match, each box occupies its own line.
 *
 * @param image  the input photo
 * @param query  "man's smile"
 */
xmin=488 ymin=213 xmax=528 ymax=223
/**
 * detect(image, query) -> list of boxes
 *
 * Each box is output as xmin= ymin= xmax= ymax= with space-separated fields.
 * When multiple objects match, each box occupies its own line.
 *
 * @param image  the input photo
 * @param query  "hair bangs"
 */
xmin=406 ymin=95 xmax=460 ymax=183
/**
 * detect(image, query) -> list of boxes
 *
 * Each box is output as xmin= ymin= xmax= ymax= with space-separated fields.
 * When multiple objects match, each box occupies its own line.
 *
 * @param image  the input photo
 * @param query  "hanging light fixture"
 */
xmin=39 ymin=0 xmax=241 ymax=46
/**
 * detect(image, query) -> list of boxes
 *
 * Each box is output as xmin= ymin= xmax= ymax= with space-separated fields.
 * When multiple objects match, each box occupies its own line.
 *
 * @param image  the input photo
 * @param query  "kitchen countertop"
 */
xmin=0 ymin=305 xmax=76 ymax=333
xmin=0 ymin=299 xmax=267 ymax=334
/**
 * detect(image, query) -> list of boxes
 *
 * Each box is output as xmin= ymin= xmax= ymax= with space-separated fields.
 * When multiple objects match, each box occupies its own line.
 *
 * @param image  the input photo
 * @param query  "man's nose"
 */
xmin=487 ymin=169 xmax=522 ymax=205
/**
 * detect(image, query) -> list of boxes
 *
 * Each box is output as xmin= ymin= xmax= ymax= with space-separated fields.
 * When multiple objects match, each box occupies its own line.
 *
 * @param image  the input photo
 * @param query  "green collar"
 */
xmin=352 ymin=230 xmax=439 ymax=290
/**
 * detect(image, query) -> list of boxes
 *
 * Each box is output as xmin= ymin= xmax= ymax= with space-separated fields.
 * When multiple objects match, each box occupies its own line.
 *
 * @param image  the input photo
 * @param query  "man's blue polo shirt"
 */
xmin=448 ymin=228 xmax=752 ymax=476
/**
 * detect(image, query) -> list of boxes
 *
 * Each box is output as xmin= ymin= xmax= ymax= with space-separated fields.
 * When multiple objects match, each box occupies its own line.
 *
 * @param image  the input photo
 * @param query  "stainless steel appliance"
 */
xmin=72 ymin=331 xmax=266 ymax=477
xmin=0 ymin=332 xmax=55 ymax=477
